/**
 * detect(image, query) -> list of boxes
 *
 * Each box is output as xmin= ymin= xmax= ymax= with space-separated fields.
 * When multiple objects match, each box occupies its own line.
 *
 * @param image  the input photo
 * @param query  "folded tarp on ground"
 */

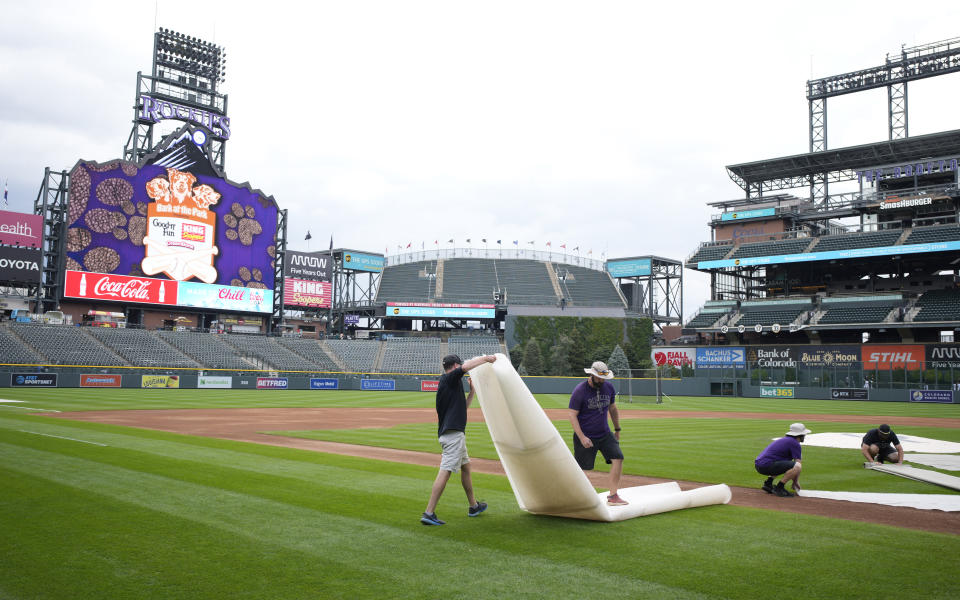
xmin=800 ymin=432 xmax=960 ymax=454
xmin=470 ymin=354 xmax=731 ymax=522
xmin=867 ymin=463 xmax=960 ymax=492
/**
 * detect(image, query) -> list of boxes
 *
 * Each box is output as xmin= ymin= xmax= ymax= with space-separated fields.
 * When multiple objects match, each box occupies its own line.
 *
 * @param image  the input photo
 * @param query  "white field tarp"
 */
xmin=469 ymin=354 xmax=731 ymax=521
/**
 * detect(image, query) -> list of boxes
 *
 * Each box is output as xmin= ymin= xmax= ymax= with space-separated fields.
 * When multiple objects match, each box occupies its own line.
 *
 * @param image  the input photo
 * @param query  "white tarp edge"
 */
xmin=798 ymin=490 xmax=960 ymax=512
xmin=866 ymin=463 xmax=960 ymax=491
xmin=470 ymin=354 xmax=731 ymax=522
xmin=799 ymin=432 xmax=960 ymax=454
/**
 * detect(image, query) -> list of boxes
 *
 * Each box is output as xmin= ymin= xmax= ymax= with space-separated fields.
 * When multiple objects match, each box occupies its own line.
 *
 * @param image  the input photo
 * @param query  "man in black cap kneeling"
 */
xmin=421 ymin=353 xmax=497 ymax=526
xmin=861 ymin=424 xmax=904 ymax=466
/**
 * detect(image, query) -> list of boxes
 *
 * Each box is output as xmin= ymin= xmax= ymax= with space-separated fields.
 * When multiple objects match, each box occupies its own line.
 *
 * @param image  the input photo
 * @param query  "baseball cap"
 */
xmin=442 ymin=354 xmax=462 ymax=369
xmin=584 ymin=361 xmax=614 ymax=380
xmin=786 ymin=422 xmax=811 ymax=437
xmin=878 ymin=424 xmax=892 ymax=436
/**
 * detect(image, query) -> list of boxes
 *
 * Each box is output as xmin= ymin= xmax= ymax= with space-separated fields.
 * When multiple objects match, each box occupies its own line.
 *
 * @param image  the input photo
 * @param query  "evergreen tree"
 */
xmin=607 ymin=344 xmax=631 ymax=378
xmin=522 ymin=338 xmax=544 ymax=376
xmin=548 ymin=335 xmax=573 ymax=376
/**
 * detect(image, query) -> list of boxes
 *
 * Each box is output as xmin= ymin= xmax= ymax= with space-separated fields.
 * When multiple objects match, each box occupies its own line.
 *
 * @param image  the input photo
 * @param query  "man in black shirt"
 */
xmin=421 ymin=353 xmax=497 ymax=526
xmin=861 ymin=424 xmax=904 ymax=465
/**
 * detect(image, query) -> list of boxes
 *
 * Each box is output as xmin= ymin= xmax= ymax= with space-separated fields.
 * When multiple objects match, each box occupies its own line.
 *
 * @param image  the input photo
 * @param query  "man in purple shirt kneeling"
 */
xmin=754 ymin=423 xmax=810 ymax=497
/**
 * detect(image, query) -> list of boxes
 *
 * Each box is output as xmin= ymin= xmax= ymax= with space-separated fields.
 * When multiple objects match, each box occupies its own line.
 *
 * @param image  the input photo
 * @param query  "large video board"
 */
xmin=283 ymin=250 xmax=332 ymax=308
xmin=606 ymin=257 xmax=651 ymax=278
xmin=64 ymin=159 xmax=278 ymax=312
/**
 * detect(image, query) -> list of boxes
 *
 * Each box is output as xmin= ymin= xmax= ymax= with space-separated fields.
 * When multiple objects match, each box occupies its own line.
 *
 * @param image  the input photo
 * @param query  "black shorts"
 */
xmin=573 ymin=432 xmax=624 ymax=470
xmin=874 ymin=444 xmax=897 ymax=462
xmin=755 ymin=460 xmax=795 ymax=477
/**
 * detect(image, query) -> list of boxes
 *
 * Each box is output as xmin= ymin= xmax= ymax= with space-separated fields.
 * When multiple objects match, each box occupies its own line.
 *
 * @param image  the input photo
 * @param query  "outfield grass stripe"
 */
xmin=17 ymin=429 xmax=108 ymax=445
xmin=0 ymin=442 xmax=714 ymax=600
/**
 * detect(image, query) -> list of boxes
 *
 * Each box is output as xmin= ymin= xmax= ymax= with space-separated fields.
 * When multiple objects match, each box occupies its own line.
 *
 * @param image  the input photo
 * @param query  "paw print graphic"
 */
xmin=231 ymin=266 xmax=268 ymax=289
xmin=223 ymin=202 xmax=263 ymax=246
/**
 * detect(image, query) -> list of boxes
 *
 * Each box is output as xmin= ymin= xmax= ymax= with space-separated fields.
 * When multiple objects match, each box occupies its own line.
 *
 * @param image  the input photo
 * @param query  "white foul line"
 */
xmin=18 ymin=430 xmax=107 ymax=447
xmin=0 ymin=405 xmax=60 ymax=412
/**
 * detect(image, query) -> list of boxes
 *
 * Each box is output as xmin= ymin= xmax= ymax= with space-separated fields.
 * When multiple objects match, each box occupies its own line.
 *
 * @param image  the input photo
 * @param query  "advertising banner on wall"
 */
xmin=652 ymin=348 xmax=695 ymax=367
xmin=862 ymin=345 xmax=925 ymax=371
xmin=65 ymin=158 xmax=277 ymax=310
xmin=0 ymin=209 xmax=43 ymax=247
xmin=362 ymin=379 xmax=396 ymax=391
xmin=0 ymin=246 xmax=42 ymax=284
xmin=695 ymin=347 xmax=744 ymax=368
xmin=198 ymin=375 xmax=233 ymax=388
xmin=141 ymin=375 xmax=180 ymax=388
xmin=760 ymin=386 xmax=795 ymax=398
xmin=909 ymin=389 xmax=954 ymax=403
xmin=927 ymin=345 xmax=960 ymax=369
xmin=420 ymin=380 xmax=439 ymax=392
xmin=11 ymin=373 xmax=58 ymax=387
xmin=257 ymin=377 xmax=288 ymax=389
xmin=310 ymin=378 xmax=339 ymax=389
xmin=831 ymin=388 xmax=869 ymax=400
xmin=794 ymin=345 xmax=861 ymax=368
xmin=80 ymin=374 xmax=122 ymax=387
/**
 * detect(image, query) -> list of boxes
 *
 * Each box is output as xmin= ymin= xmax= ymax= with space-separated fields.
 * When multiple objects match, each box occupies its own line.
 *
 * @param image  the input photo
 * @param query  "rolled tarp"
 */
xmin=470 ymin=353 xmax=731 ymax=521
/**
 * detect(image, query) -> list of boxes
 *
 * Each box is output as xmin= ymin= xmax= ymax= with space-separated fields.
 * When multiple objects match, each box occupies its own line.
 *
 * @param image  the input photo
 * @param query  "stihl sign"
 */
xmin=862 ymin=345 xmax=925 ymax=370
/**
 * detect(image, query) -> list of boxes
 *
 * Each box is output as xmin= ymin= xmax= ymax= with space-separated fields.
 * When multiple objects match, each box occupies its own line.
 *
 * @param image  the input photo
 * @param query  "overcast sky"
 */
xmin=3 ymin=1 xmax=960 ymax=317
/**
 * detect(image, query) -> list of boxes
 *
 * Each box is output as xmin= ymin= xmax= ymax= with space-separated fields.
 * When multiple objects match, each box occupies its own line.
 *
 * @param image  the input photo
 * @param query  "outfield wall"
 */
xmin=0 ymin=367 xmax=952 ymax=403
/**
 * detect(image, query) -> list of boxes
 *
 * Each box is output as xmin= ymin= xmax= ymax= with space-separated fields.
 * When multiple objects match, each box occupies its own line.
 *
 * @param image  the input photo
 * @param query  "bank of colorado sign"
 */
xmin=64 ymin=270 xmax=273 ymax=314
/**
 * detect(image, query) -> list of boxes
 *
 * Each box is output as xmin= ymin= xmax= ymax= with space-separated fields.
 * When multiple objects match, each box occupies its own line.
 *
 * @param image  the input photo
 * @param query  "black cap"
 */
xmin=879 ymin=424 xmax=891 ymax=435
xmin=442 ymin=354 xmax=462 ymax=369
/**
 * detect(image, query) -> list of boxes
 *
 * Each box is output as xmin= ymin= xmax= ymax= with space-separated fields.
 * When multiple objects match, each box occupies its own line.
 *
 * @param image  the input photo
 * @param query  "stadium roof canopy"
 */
xmin=726 ymin=129 xmax=960 ymax=192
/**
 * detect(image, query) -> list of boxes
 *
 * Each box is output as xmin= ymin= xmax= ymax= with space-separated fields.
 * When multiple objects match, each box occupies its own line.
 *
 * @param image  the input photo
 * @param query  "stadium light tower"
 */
xmin=124 ymin=28 xmax=229 ymax=172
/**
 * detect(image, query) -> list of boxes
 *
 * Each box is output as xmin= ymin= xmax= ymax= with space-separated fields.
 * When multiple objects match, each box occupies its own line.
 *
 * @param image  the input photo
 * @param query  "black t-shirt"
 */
xmin=862 ymin=428 xmax=900 ymax=446
xmin=436 ymin=366 xmax=467 ymax=436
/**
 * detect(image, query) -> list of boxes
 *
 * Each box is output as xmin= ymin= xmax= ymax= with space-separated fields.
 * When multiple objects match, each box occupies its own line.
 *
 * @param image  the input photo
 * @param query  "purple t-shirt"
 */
xmin=755 ymin=436 xmax=802 ymax=467
xmin=568 ymin=379 xmax=616 ymax=438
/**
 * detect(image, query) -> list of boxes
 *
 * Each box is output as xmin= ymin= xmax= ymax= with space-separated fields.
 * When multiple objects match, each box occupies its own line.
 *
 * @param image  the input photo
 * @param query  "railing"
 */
xmin=386 ymin=247 xmax=606 ymax=270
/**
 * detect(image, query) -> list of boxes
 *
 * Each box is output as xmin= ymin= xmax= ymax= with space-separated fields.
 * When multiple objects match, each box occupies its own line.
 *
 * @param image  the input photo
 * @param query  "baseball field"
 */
xmin=2 ymin=388 xmax=959 ymax=599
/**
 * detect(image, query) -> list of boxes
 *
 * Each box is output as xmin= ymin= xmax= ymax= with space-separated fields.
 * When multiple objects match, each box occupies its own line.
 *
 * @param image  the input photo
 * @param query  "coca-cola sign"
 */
xmin=64 ymin=270 xmax=178 ymax=305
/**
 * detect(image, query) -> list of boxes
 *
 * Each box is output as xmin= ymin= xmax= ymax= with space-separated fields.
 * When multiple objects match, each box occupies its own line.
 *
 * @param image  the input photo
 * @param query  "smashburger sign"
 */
xmin=652 ymin=348 xmax=696 ymax=368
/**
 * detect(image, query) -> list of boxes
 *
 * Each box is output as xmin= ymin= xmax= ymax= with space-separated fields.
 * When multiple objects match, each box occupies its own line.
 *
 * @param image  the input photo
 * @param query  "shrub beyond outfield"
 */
xmin=1 ymin=389 xmax=959 ymax=599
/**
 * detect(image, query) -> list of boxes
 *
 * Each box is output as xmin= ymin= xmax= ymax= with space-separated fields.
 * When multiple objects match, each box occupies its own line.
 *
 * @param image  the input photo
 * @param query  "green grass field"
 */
xmin=2 ymin=388 xmax=959 ymax=599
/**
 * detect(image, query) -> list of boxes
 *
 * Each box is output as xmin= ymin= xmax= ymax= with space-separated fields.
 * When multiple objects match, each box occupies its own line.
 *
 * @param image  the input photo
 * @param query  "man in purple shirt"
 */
xmin=568 ymin=361 xmax=626 ymax=506
xmin=754 ymin=423 xmax=810 ymax=497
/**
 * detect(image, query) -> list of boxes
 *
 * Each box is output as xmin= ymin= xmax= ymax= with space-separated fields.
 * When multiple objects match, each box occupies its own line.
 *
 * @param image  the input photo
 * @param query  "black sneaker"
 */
xmin=420 ymin=512 xmax=446 ymax=526
xmin=773 ymin=484 xmax=795 ymax=498
xmin=761 ymin=480 xmax=774 ymax=494
xmin=468 ymin=501 xmax=488 ymax=517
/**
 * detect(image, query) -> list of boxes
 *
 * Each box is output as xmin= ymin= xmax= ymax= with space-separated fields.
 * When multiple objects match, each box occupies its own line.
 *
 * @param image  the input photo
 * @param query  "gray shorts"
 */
xmin=439 ymin=430 xmax=470 ymax=472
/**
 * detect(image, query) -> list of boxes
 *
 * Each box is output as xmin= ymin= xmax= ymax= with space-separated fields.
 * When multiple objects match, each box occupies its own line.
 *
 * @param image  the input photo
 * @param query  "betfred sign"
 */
xmin=64 ymin=270 xmax=177 ymax=306
xmin=80 ymin=374 xmax=122 ymax=387
xmin=652 ymin=348 xmax=695 ymax=368
xmin=421 ymin=380 xmax=439 ymax=392
xmin=257 ymin=377 xmax=288 ymax=389
xmin=862 ymin=345 xmax=925 ymax=371
xmin=0 ymin=209 xmax=43 ymax=247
